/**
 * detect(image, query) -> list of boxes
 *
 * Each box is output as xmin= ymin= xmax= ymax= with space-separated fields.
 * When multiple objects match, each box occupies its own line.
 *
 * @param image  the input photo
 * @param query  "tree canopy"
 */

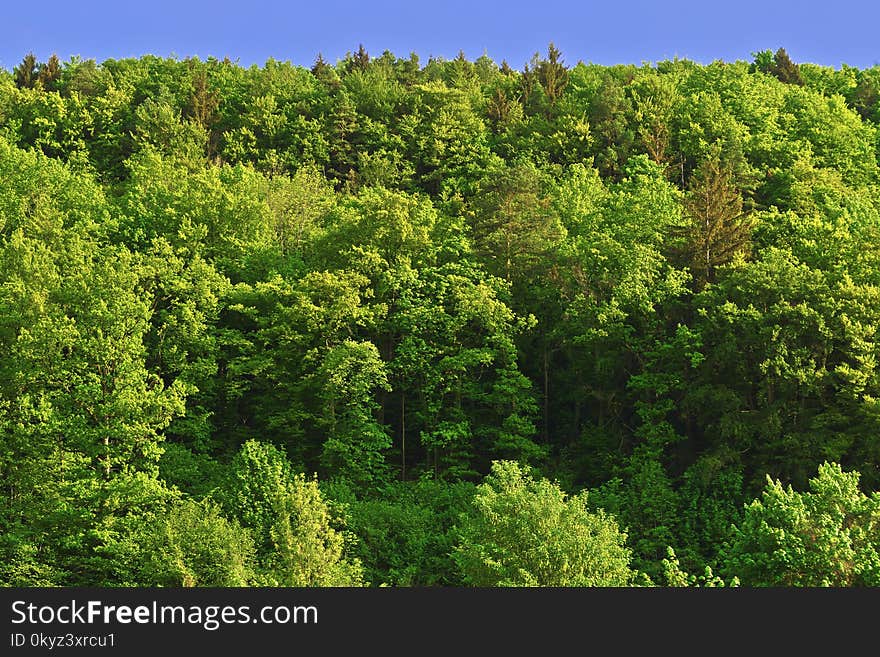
xmin=2 ymin=45 xmax=879 ymax=587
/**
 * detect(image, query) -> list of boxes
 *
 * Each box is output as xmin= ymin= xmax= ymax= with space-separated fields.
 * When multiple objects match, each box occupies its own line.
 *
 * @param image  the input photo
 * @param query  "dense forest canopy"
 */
xmin=1 ymin=45 xmax=879 ymax=587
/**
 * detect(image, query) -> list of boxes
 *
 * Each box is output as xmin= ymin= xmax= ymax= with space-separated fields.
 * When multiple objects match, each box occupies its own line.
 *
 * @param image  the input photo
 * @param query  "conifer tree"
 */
xmin=537 ymin=42 xmax=569 ymax=106
xmin=14 ymin=52 xmax=38 ymax=89
xmin=37 ymin=54 xmax=62 ymax=91
xmin=185 ymin=62 xmax=220 ymax=158
xmin=769 ymin=48 xmax=804 ymax=85
xmin=351 ymin=44 xmax=370 ymax=72
xmin=672 ymin=151 xmax=751 ymax=289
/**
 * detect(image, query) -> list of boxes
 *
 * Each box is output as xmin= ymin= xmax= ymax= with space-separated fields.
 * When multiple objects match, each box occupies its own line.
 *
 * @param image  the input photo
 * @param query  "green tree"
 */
xmin=536 ymin=42 xmax=569 ymax=109
xmin=454 ymin=460 xmax=637 ymax=586
xmin=221 ymin=440 xmax=364 ymax=586
xmin=318 ymin=340 xmax=392 ymax=487
xmin=670 ymin=150 xmax=751 ymax=289
xmin=723 ymin=462 xmax=880 ymax=586
xmin=769 ymin=48 xmax=805 ymax=86
xmin=103 ymin=497 xmax=255 ymax=586
xmin=469 ymin=161 xmax=566 ymax=284
xmin=37 ymin=54 xmax=62 ymax=91
xmin=14 ymin=53 xmax=38 ymax=89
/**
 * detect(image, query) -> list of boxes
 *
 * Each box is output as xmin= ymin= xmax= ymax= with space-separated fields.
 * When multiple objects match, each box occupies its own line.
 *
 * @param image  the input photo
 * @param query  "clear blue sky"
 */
xmin=2 ymin=0 xmax=878 ymax=72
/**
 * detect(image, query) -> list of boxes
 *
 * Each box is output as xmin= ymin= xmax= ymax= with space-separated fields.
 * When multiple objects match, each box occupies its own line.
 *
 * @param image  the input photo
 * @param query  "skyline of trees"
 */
xmin=1 ymin=43 xmax=879 ymax=586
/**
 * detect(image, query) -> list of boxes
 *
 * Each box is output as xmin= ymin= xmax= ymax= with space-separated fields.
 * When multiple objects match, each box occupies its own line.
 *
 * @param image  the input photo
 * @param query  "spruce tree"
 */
xmin=672 ymin=152 xmax=751 ymax=289
xmin=769 ymin=48 xmax=804 ymax=85
xmin=351 ymin=43 xmax=370 ymax=72
xmin=537 ymin=42 xmax=569 ymax=105
xmin=14 ymin=52 xmax=38 ymax=89
xmin=37 ymin=54 xmax=62 ymax=91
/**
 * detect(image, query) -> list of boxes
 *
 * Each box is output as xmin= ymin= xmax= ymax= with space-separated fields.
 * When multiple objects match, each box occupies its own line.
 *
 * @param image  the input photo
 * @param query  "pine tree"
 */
xmin=350 ymin=44 xmax=370 ymax=72
xmin=311 ymin=52 xmax=330 ymax=77
xmin=485 ymin=87 xmax=517 ymax=127
xmin=37 ymin=54 xmax=62 ymax=91
xmin=14 ymin=53 xmax=38 ymax=89
xmin=769 ymin=48 xmax=804 ymax=85
xmin=672 ymin=152 xmax=751 ymax=289
xmin=185 ymin=61 xmax=220 ymax=159
xmin=186 ymin=63 xmax=220 ymax=129
xmin=312 ymin=53 xmax=341 ymax=90
xmin=537 ymin=42 xmax=569 ymax=105
xmin=328 ymin=90 xmax=359 ymax=184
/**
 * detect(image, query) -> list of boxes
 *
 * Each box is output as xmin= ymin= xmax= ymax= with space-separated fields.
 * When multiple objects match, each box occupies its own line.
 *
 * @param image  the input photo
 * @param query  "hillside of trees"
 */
xmin=2 ymin=45 xmax=880 ymax=587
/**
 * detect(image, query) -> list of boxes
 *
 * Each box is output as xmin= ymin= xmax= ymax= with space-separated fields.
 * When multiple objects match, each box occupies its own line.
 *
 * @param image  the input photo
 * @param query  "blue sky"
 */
xmin=2 ymin=1 xmax=878 ymax=72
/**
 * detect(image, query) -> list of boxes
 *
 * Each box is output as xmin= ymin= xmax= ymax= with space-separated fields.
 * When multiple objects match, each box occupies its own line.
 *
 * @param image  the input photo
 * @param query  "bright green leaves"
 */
xmin=115 ymin=151 xmax=276 ymax=280
xmin=454 ymin=461 xmax=637 ymax=586
xmin=4 ymin=50 xmax=880 ymax=589
xmin=723 ymin=462 xmax=880 ymax=586
xmin=220 ymin=268 xmax=381 ymax=469
xmin=221 ymin=440 xmax=363 ymax=586
xmin=318 ymin=340 xmax=392 ymax=487
xmin=691 ymin=250 xmax=880 ymax=489
xmin=399 ymin=81 xmax=495 ymax=198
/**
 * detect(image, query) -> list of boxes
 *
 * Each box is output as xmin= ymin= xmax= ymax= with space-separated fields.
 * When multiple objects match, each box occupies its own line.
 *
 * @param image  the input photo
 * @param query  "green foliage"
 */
xmin=670 ymin=148 xmax=751 ymax=289
xmin=723 ymin=462 xmax=880 ymax=586
xmin=454 ymin=461 xmax=637 ymax=586
xmin=338 ymin=479 xmax=475 ymax=586
xmin=662 ymin=547 xmax=737 ymax=587
xmin=221 ymin=440 xmax=364 ymax=586
xmin=3 ymin=49 xmax=880 ymax=587
xmin=318 ymin=340 xmax=392 ymax=486
xmin=114 ymin=497 xmax=255 ymax=587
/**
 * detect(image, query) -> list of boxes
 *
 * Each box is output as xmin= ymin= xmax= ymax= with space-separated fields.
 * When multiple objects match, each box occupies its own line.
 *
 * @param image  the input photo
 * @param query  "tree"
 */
xmin=588 ymin=74 xmax=636 ymax=179
xmin=103 ymin=497 xmax=255 ymax=586
xmin=185 ymin=61 xmax=221 ymax=158
xmin=221 ymin=440 xmax=364 ymax=586
xmin=311 ymin=53 xmax=341 ymax=90
xmin=341 ymin=478 xmax=475 ymax=586
xmin=318 ymin=340 xmax=392 ymax=487
xmin=769 ymin=48 xmax=804 ymax=86
xmin=469 ymin=161 xmax=566 ymax=284
xmin=671 ymin=150 xmax=751 ymax=289
xmin=631 ymin=73 xmax=677 ymax=167
xmin=37 ymin=54 xmax=62 ymax=91
xmin=346 ymin=44 xmax=370 ymax=74
xmin=723 ymin=462 xmax=880 ymax=586
xmin=754 ymin=48 xmax=804 ymax=86
xmin=536 ymin=42 xmax=569 ymax=108
xmin=453 ymin=460 xmax=637 ymax=586
xmin=14 ymin=53 xmax=38 ymax=89
xmin=662 ymin=547 xmax=737 ymax=587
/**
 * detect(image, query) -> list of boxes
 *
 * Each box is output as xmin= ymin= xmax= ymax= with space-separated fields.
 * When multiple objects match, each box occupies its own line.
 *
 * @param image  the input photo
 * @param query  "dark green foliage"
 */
xmin=37 ymin=54 xmax=62 ymax=92
xmin=337 ymin=479 xmax=475 ymax=586
xmin=753 ymin=48 xmax=805 ymax=85
xmin=769 ymin=48 xmax=805 ymax=86
xmin=670 ymin=150 xmax=751 ymax=289
xmin=13 ymin=53 xmax=38 ymax=89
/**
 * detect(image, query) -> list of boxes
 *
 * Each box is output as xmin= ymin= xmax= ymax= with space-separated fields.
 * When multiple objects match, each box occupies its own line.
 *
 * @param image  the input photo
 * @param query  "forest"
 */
xmin=1 ymin=44 xmax=879 ymax=587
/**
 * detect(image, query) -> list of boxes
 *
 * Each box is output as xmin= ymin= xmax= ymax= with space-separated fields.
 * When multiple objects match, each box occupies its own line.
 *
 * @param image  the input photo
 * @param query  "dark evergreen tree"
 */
xmin=14 ymin=52 xmax=38 ymax=89
xmin=536 ymin=42 xmax=569 ymax=107
xmin=37 ymin=54 xmax=62 ymax=91
xmin=671 ymin=151 xmax=751 ymax=289
xmin=349 ymin=43 xmax=370 ymax=73
xmin=769 ymin=48 xmax=804 ymax=85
